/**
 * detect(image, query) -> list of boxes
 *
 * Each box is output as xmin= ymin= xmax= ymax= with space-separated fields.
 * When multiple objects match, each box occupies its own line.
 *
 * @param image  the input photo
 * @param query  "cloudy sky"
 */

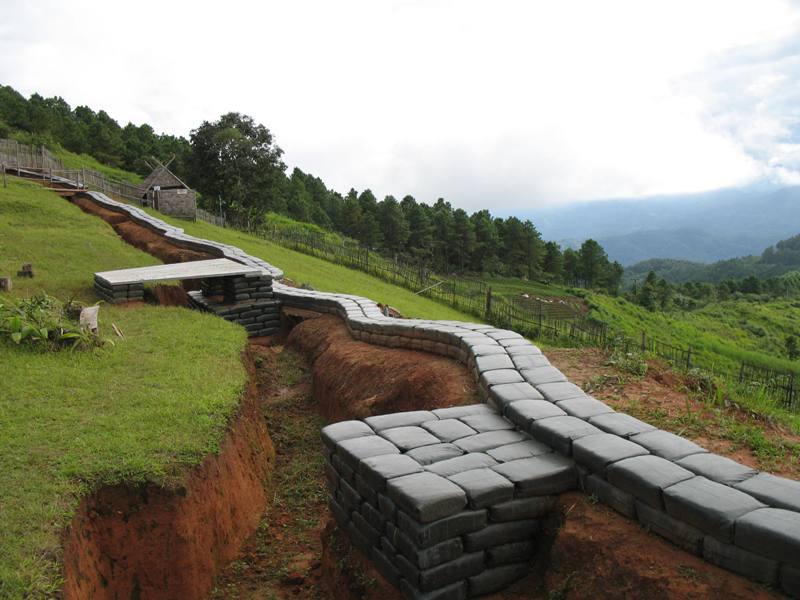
xmin=1 ymin=0 xmax=799 ymax=211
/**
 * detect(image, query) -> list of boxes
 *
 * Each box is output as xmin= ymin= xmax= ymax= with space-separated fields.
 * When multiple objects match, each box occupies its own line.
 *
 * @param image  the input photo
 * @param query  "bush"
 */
xmin=0 ymin=293 xmax=110 ymax=351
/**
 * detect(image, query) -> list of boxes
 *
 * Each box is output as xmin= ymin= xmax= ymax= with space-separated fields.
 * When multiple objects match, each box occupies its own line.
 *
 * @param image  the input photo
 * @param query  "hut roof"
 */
xmin=141 ymin=164 xmax=192 ymax=191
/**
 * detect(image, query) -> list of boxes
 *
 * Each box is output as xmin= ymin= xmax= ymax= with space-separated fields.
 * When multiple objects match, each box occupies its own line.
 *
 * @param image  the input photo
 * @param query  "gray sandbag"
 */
xmin=487 ymin=439 xmax=552 ymax=462
xmin=511 ymin=354 xmax=551 ymax=370
xmin=480 ymin=369 xmax=525 ymax=388
xmin=734 ymin=472 xmax=800 ymax=512
xmin=459 ymin=413 xmax=515 ymax=433
xmin=422 ymin=419 xmax=478 ymax=443
xmin=529 ymin=416 xmax=602 ymax=456
xmin=371 ymin=547 xmax=401 ymax=588
xmin=571 ymin=433 xmax=649 ymax=475
xmin=381 ymin=535 xmax=397 ymax=557
xmin=360 ymin=453 xmax=424 ymax=490
xmin=662 ymin=476 xmax=766 ymax=542
xmin=387 ymin=472 xmax=468 ymax=523
xmin=629 ymin=429 xmax=707 ymax=461
xmin=407 ymin=443 xmax=465 ymax=465
xmin=535 ymin=381 xmax=587 ymax=403
xmin=505 ymin=344 xmax=542 ymax=356
xmin=352 ymin=510 xmax=382 ymax=546
xmin=454 ymin=430 xmax=529 ymax=453
xmin=676 ymin=453 xmax=759 ymax=486
xmin=324 ymin=460 xmax=339 ymax=491
xmin=463 ymin=519 xmax=539 ymax=551
xmin=606 ymin=455 xmax=694 ymax=510
xmin=347 ymin=520 xmax=373 ymax=554
xmin=361 ymin=500 xmax=386 ymax=531
xmin=321 ymin=420 xmax=374 ymax=450
xmin=584 ymin=474 xmax=636 ymax=519
xmin=398 ymin=508 xmax=488 ymax=548
xmin=588 ymin=412 xmax=655 ymax=438
xmin=426 ymin=453 xmax=499 ymax=477
xmin=380 ymin=426 xmax=443 ymax=451
xmin=338 ymin=478 xmax=362 ymax=512
xmin=355 ymin=473 xmax=378 ymax=506
xmin=366 ymin=410 xmax=438 ymax=431
xmin=467 ymin=562 xmax=530 ymax=596
xmin=337 ymin=435 xmax=401 ymax=469
xmin=489 ymin=496 xmax=556 ymax=522
xmin=399 ymin=551 xmax=485 ymax=592
xmin=474 ymin=353 xmax=515 ymax=372
xmin=387 ymin=521 xmax=465 ymax=570
xmin=492 ymin=453 xmax=577 ymax=497
xmin=635 ymin=500 xmax=704 ymax=555
xmin=432 ymin=404 xmax=494 ymax=419
xmin=489 ymin=383 xmax=544 ymax=412
xmin=399 ymin=579 xmax=467 ymax=600
xmin=781 ymin=564 xmax=800 ymax=598
xmin=556 ymin=397 xmax=614 ymax=420
xmin=485 ymin=540 xmax=535 ymax=566
xmin=329 ymin=494 xmax=350 ymax=525
xmin=379 ymin=493 xmax=397 ymax=520
xmin=520 ymin=366 xmax=567 ymax=385
xmin=703 ymin=536 xmax=779 ymax=584
xmin=505 ymin=400 xmax=566 ymax=429
xmin=735 ymin=508 xmax=800 ymax=568
xmin=448 ymin=468 xmax=515 ymax=509
xmin=468 ymin=344 xmax=508 ymax=357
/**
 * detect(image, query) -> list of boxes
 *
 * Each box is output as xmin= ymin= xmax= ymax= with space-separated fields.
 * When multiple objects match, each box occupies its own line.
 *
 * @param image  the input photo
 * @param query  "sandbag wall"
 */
xmin=93 ymin=275 xmax=143 ymax=303
xmin=73 ymin=190 xmax=800 ymax=597
xmin=188 ymin=274 xmax=280 ymax=337
xmin=322 ymin=404 xmax=572 ymax=599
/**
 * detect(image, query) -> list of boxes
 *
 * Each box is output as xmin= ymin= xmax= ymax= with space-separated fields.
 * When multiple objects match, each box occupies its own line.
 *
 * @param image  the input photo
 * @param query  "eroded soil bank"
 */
xmin=61 ymin=349 xmax=276 ymax=600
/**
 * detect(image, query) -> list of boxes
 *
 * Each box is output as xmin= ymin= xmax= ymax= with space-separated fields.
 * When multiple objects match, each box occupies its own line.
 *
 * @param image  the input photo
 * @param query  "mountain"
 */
xmin=625 ymin=233 xmax=800 ymax=283
xmin=530 ymin=185 xmax=800 ymax=265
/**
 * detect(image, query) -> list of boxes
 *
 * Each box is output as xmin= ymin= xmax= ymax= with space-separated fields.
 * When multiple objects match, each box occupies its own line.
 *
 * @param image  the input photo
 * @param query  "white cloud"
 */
xmin=1 ymin=0 xmax=799 ymax=209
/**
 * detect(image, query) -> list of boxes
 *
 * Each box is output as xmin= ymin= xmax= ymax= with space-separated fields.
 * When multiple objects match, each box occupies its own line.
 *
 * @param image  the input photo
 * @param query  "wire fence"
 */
xmin=203 ymin=211 xmax=800 ymax=412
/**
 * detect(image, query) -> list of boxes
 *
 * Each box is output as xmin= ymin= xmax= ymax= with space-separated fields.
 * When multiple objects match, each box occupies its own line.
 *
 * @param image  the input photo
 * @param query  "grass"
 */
xmin=148 ymin=212 xmax=481 ymax=322
xmin=0 ymin=177 xmax=247 ymax=598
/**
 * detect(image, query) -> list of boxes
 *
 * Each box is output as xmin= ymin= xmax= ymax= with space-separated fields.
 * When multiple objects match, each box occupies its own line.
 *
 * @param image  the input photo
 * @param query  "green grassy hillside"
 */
xmin=0 ymin=178 xmax=246 ymax=598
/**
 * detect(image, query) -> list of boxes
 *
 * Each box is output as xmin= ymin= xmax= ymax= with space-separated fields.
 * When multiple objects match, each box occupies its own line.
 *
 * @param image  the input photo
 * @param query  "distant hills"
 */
xmin=531 ymin=185 xmax=800 ymax=266
xmin=624 ymin=233 xmax=800 ymax=284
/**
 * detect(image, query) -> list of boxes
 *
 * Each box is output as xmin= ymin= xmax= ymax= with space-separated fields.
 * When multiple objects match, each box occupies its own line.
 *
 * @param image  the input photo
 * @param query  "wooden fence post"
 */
xmin=686 ymin=346 xmax=692 ymax=371
xmin=485 ymin=286 xmax=493 ymax=318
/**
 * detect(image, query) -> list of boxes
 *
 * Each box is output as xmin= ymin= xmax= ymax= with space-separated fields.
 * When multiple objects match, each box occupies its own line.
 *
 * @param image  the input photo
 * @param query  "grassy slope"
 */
xmin=151 ymin=214 xmax=480 ymax=322
xmin=0 ymin=178 xmax=246 ymax=598
xmin=588 ymin=293 xmax=800 ymax=374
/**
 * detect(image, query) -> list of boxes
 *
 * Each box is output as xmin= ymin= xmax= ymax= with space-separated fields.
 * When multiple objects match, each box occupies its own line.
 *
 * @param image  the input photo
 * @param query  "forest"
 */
xmin=0 ymin=85 xmax=622 ymax=291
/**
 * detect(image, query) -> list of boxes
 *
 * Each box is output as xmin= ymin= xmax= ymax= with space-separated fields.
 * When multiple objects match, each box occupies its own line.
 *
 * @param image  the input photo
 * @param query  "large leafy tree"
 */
xmin=188 ymin=112 xmax=286 ymax=216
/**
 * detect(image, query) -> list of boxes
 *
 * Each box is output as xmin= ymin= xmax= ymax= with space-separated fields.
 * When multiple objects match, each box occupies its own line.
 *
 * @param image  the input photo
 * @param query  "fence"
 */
xmin=0 ymin=138 xmax=146 ymax=204
xmin=199 ymin=210 xmax=800 ymax=412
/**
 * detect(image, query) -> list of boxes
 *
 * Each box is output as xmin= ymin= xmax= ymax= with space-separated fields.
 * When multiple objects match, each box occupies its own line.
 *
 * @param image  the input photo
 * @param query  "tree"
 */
xmin=638 ymin=271 xmax=659 ymax=311
xmin=543 ymin=242 xmax=564 ymax=280
xmin=380 ymin=195 xmax=409 ymax=254
xmin=562 ymin=249 xmax=579 ymax=285
xmin=471 ymin=210 xmax=500 ymax=273
xmin=578 ymin=239 xmax=608 ymax=287
xmin=787 ymin=335 xmax=799 ymax=361
xmin=452 ymin=208 xmax=476 ymax=271
xmin=188 ymin=113 xmax=286 ymax=216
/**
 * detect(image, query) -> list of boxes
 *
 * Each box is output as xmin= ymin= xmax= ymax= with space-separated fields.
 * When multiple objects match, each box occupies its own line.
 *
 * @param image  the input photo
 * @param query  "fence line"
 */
xmin=0 ymin=138 xmax=146 ymax=204
xmin=201 ymin=211 xmax=799 ymax=412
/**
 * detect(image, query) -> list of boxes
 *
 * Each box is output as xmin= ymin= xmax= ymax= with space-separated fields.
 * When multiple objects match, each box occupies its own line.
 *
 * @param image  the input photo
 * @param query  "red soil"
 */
xmin=287 ymin=314 xmax=479 ymax=422
xmin=71 ymin=195 xmax=213 ymax=265
xmin=61 ymin=349 xmax=276 ymax=600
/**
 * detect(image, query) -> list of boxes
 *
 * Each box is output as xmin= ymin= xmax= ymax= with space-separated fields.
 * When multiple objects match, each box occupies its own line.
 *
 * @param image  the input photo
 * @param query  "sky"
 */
xmin=1 ymin=0 xmax=799 ymax=211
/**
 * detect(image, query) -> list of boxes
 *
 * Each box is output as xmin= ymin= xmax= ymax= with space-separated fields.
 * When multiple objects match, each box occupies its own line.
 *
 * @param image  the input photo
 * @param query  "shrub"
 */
xmin=0 ymin=293 xmax=111 ymax=351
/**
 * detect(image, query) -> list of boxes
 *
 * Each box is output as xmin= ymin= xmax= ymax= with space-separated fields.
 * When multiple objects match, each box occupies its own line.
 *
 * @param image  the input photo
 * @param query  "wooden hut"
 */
xmin=141 ymin=159 xmax=197 ymax=219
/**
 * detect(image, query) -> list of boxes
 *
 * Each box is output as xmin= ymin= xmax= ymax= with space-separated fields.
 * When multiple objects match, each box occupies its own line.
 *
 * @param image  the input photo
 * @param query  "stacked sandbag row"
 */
xmin=187 ymin=291 xmax=280 ymax=337
xmin=322 ymin=404 xmax=577 ymax=599
xmin=76 ymin=190 xmax=800 ymax=597
xmin=220 ymin=274 xmax=274 ymax=302
xmin=93 ymin=275 xmax=143 ymax=303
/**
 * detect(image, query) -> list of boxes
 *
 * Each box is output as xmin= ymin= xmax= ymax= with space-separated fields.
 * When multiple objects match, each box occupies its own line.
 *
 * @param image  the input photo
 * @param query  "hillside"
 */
xmin=625 ymin=233 xmax=800 ymax=284
xmin=0 ymin=179 xmax=248 ymax=598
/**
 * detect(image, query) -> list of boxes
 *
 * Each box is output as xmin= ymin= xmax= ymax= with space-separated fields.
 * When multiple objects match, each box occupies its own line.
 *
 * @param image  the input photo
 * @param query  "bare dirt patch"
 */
xmin=287 ymin=314 xmax=479 ymax=422
xmin=61 ymin=349 xmax=276 ymax=600
xmin=71 ymin=194 xmax=214 ymax=265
